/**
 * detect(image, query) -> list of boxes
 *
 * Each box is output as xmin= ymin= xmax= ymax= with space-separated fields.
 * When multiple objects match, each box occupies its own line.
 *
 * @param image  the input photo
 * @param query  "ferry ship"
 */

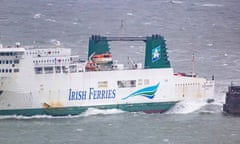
xmin=0 ymin=34 xmax=215 ymax=116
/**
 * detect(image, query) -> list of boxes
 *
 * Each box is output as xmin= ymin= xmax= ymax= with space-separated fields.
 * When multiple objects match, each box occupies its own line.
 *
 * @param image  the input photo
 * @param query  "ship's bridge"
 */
xmin=0 ymin=47 xmax=25 ymax=74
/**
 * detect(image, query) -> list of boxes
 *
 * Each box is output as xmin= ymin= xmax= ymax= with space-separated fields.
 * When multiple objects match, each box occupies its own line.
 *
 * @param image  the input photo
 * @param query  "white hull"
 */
xmin=0 ymin=66 xmax=214 ymax=111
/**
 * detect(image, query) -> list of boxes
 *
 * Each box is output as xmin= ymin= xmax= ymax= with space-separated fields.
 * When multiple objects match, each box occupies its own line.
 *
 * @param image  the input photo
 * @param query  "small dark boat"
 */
xmin=223 ymin=83 xmax=240 ymax=115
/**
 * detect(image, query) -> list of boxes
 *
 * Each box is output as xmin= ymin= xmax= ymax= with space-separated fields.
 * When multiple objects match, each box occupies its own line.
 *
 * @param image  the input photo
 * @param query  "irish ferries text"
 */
xmin=68 ymin=88 xmax=116 ymax=101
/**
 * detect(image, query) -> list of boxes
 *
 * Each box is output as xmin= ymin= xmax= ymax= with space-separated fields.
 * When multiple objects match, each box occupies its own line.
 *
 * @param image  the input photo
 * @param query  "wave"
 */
xmin=33 ymin=13 xmax=42 ymax=19
xmin=0 ymin=108 xmax=125 ymax=120
xmin=33 ymin=13 xmax=56 ymax=23
xmin=170 ymin=0 xmax=184 ymax=4
xmin=0 ymin=115 xmax=54 ymax=120
xmin=45 ymin=18 xmax=56 ymax=23
xmin=167 ymin=89 xmax=226 ymax=114
xmin=81 ymin=108 xmax=125 ymax=117
xmin=126 ymin=12 xmax=133 ymax=16
xmin=143 ymin=22 xmax=152 ymax=25
xmin=166 ymin=99 xmax=208 ymax=114
xmin=196 ymin=3 xmax=223 ymax=7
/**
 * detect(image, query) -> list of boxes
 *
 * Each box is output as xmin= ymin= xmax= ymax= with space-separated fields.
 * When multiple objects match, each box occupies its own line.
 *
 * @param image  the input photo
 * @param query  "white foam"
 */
xmin=0 ymin=113 xmax=81 ymax=120
xmin=166 ymin=99 xmax=207 ymax=114
xmin=207 ymin=43 xmax=213 ymax=47
xmin=197 ymin=3 xmax=223 ymax=7
xmin=202 ymin=4 xmax=223 ymax=7
xmin=0 ymin=115 xmax=54 ymax=120
xmin=163 ymin=138 xmax=169 ymax=142
xmin=126 ymin=12 xmax=133 ymax=16
xmin=45 ymin=18 xmax=56 ymax=23
xmin=33 ymin=13 xmax=41 ymax=19
xmin=81 ymin=108 xmax=125 ymax=117
xmin=47 ymin=3 xmax=53 ymax=6
xmin=143 ymin=22 xmax=152 ymax=25
xmin=170 ymin=0 xmax=183 ymax=4
xmin=76 ymin=128 xmax=84 ymax=132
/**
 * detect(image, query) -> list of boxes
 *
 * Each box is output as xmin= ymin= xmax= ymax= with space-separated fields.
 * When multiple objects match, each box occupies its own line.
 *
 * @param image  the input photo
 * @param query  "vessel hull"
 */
xmin=0 ymin=101 xmax=177 ymax=116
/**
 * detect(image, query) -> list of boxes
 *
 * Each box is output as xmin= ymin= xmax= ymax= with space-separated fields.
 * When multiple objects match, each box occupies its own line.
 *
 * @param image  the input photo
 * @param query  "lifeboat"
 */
xmin=92 ymin=53 xmax=112 ymax=64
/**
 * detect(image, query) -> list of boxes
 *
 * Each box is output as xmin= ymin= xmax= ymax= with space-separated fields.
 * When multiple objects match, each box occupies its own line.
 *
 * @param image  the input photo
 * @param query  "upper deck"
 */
xmin=0 ymin=34 xmax=171 ymax=75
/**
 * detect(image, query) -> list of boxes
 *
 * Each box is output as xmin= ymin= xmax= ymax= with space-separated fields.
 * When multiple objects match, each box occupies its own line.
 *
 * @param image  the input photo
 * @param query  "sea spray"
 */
xmin=166 ymin=99 xmax=208 ymax=114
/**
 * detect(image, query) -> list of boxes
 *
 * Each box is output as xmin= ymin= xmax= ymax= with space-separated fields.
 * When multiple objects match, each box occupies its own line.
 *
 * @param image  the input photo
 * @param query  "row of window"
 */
xmin=0 ymin=59 xmax=20 ymax=64
xmin=35 ymin=65 xmax=80 ymax=74
xmin=116 ymin=81 xmax=200 ymax=88
xmin=0 ymin=69 xmax=19 ymax=73
xmin=0 ymin=52 xmax=23 ymax=56
xmin=97 ymin=80 xmax=150 ymax=89
xmin=26 ymin=51 xmax=60 ymax=55
xmin=33 ymin=58 xmax=70 ymax=64
xmin=175 ymin=83 xmax=200 ymax=86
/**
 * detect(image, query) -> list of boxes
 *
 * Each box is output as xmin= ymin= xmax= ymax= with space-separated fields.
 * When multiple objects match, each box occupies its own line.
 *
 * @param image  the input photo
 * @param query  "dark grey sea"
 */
xmin=0 ymin=0 xmax=240 ymax=143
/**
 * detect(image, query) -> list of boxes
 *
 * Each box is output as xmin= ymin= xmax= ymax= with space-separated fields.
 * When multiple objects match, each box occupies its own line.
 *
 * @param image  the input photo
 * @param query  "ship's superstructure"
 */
xmin=0 ymin=35 xmax=215 ymax=116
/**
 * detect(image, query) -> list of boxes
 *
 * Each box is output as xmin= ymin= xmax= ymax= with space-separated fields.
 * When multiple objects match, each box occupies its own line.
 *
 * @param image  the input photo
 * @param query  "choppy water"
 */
xmin=0 ymin=0 xmax=240 ymax=143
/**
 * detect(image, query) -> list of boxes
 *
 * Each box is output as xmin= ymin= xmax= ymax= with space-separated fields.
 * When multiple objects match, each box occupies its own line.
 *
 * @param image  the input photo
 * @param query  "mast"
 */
xmin=0 ymin=33 xmax=2 ymax=48
xmin=119 ymin=19 xmax=125 ymax=36
xmin=191 ymin=53 xmax=195 ymax=77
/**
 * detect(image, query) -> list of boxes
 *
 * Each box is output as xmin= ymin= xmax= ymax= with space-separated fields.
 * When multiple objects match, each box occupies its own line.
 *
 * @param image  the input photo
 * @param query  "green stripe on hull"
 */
xmin=0 ymin=102 xmax=178 ymax=116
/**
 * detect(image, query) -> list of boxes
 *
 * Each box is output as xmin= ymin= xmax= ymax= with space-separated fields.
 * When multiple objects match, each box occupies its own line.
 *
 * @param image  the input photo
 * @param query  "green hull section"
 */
xmin=0 ymin=102 xmax=177 ymax=116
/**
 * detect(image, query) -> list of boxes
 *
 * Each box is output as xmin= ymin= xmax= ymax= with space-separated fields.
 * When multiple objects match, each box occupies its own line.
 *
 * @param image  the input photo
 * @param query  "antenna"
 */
xmin=119 ymin=19 xmax=125 ymax=36
xmin=191 ymin=53 xmax=195 ymax=77
xmin=0 ymin=33 xmax=2 ymax=48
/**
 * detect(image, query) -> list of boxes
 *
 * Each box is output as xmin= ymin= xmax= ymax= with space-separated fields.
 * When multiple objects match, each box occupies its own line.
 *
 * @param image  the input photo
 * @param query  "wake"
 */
xmin=0 ymin=108 xmax=125 ymax=120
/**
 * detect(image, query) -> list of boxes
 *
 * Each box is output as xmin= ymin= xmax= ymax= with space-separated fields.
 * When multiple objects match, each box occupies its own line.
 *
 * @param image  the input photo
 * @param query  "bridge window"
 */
xmin=14 ymin=69 xmax=19 ymax=72
xmin=14 ymin=59 xmax=19 ymax=64
xmin=44 ymin=67 xmax=53 ymax=74
xmin=55 ymin=66 xmax=61 ymax=73
xmin=1 ymin=69 xmax=13 ymax=73
xmin=0 ymin=52 xmax=7 ymax=56
xmin=35 ymin=67 xmax=43 ymax=74
xmin=69 ymin=65 xmax=77 ymax=73
xmin=62 ymin=66 xmax=68 ymax=73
